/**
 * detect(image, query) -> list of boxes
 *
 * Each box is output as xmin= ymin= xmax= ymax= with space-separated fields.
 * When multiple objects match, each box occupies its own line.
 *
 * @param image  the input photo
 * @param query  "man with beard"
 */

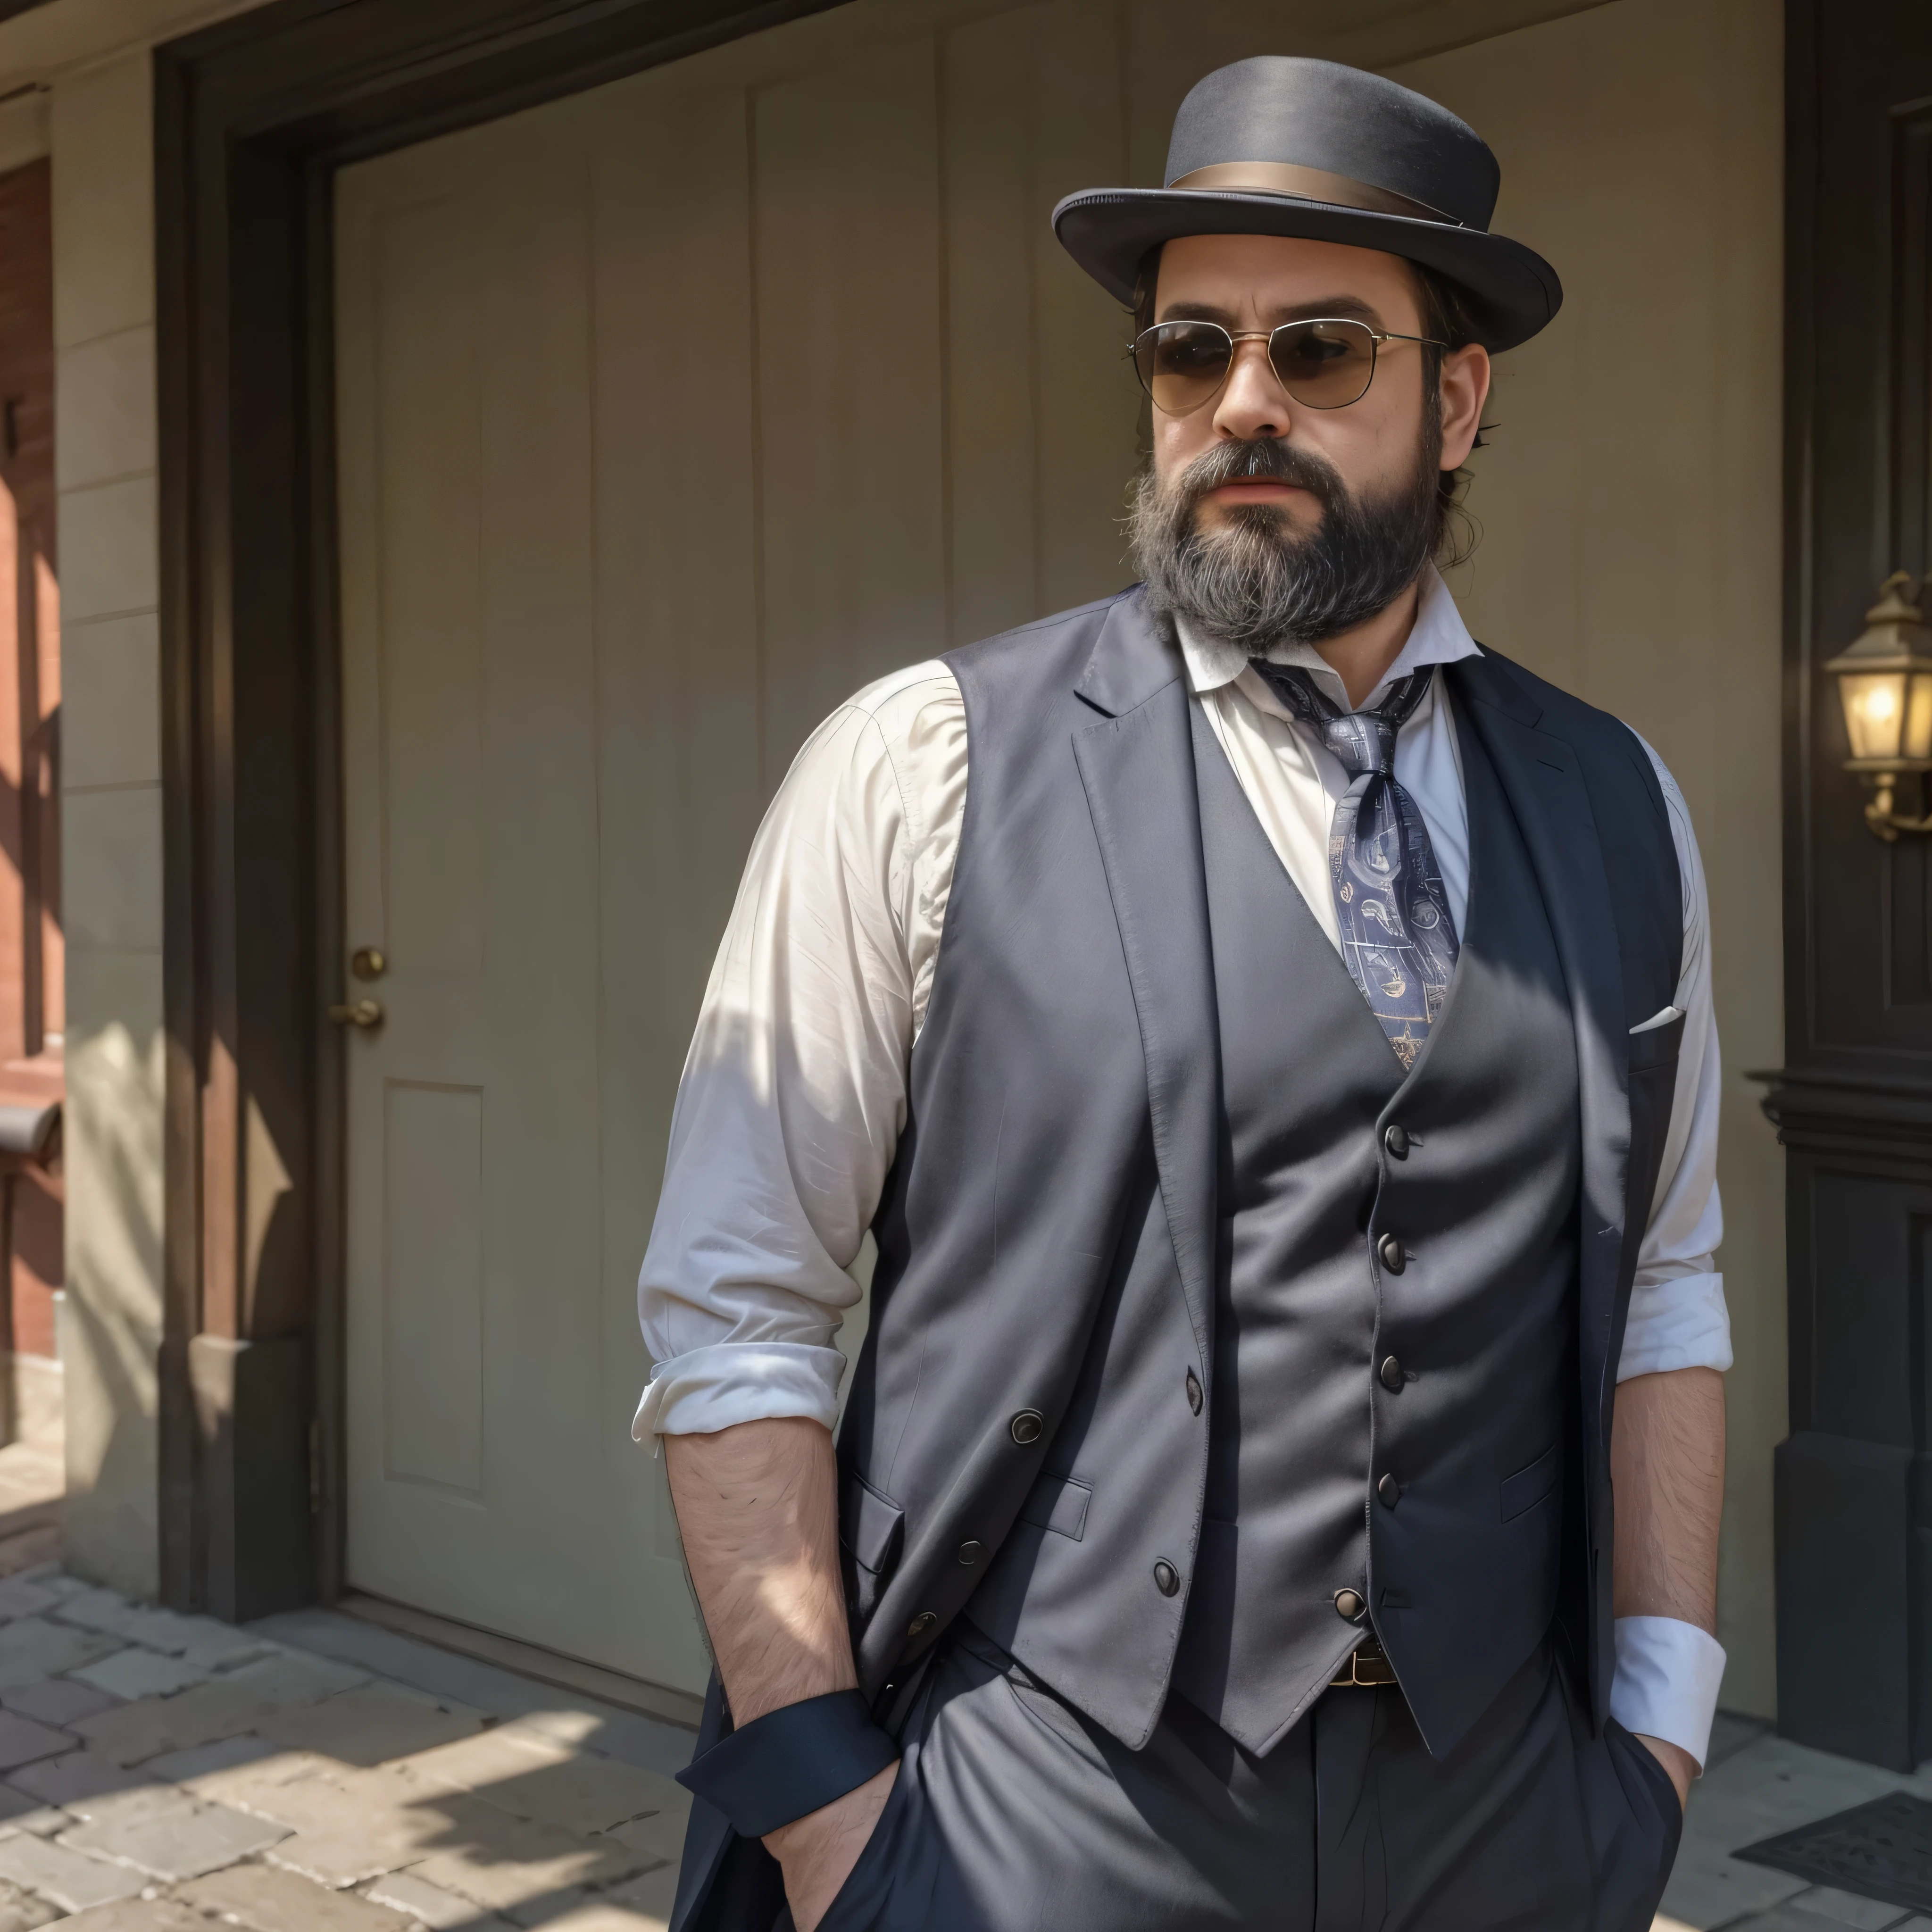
xmin=639 ymin=54 xmax=1728 ymax=1932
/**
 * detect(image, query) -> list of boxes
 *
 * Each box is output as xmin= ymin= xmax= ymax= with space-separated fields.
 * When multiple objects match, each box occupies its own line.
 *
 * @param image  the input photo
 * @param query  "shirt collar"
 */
xmin=1174 ymin=564 xmax=1482 ymax=713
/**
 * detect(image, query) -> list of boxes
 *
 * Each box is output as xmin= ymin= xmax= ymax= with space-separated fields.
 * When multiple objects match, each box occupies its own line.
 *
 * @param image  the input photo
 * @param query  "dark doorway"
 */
xmin=1762 ymin=0 xmax=1932 ymax=1770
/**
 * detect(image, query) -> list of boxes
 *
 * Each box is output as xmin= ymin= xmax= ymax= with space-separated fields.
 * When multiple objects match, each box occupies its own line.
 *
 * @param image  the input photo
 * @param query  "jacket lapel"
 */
xmin=1448 ymin=653 xmax=1629 ymax=1430
xmin=1071 ymin=597 xmax=1220 ymax=1365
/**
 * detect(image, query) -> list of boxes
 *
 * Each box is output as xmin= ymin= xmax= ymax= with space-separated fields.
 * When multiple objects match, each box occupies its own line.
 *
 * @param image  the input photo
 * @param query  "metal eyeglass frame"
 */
xmin=1127 ymin=317 xmax=1449 ymax=416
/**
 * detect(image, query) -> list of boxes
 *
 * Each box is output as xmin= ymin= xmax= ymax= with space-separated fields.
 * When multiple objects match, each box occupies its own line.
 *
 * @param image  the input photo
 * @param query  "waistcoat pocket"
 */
xmin=1018 ymin=1472 xmax=1093 ymax=1541
xmin=839 ymin=1466 xmax=905 ymax=1589
xmin=1500 ymin=1443 xmax=1560 ymax=1523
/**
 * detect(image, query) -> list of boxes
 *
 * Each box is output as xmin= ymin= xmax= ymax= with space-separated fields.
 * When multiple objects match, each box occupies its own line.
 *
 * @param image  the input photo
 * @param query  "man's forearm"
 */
xmin=1610 ymin=1365 xmax=1725 ymax=1801
xmin=665 ymin=1416 xmax=856 ymax=1722
xmin=664 ymin=1417 xmax=897 ymax=1932
xmin=1611 ymin=1366 xmax=1724 ymax=1629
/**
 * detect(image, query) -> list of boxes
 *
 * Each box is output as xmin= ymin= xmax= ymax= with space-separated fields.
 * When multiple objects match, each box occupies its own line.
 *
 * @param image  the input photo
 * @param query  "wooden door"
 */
xmin=1764 ymin=0 xmax=1932 ymax=1770
xmin=333 ymin=0 xmax=1154 ymax=1691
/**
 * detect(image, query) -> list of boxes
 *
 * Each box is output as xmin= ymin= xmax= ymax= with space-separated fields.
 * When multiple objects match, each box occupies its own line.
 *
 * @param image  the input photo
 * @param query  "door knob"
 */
xmin=327 ymin=999 xmax=384 ymax=1029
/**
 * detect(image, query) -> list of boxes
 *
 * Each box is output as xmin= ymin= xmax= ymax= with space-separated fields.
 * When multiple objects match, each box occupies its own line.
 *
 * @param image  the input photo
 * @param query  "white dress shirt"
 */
xmin=634 ymin=566 xmax=1730 ymax=1765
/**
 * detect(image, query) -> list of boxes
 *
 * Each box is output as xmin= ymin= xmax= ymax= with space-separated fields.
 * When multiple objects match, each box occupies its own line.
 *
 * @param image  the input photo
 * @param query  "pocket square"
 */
xmin=1630 ymin=1005 xmax=1683 ymax=1035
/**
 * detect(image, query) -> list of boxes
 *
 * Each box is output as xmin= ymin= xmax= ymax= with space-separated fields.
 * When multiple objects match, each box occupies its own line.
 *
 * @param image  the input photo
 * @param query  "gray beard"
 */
xmin=1127 ymin=430 xmax=1441 ymax=654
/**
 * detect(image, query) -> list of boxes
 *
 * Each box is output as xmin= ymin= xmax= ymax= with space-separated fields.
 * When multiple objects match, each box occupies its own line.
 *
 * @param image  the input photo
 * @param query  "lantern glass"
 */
xmin=1840 ymin=671 xmax=1909 ymax=762
xmin=1907 ymin=670 xmax=1932 ymax=762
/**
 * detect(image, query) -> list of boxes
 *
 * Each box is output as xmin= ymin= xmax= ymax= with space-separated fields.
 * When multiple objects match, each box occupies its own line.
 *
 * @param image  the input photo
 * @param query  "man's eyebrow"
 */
xmin=1155 ymin=294 xmax=1387 ymax=326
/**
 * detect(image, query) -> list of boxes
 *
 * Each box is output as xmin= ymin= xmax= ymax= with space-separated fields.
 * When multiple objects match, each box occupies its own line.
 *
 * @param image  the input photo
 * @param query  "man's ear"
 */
xmin=1440 ymin=343 xmax=1491 ymax=470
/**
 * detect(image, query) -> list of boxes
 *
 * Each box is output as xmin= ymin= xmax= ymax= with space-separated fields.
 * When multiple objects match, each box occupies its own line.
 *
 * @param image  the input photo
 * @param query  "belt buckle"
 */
xmin=1329 ymin=1639 xmax=1398 ymax=1688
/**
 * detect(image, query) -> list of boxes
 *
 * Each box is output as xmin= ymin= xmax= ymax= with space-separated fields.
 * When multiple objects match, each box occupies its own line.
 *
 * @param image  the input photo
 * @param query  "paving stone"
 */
xmin=251 ymin=1767 xmax=484 ymax=1887
xmin=3 ymin=1681 xmax=117 ymax=1727
xmin=396 ymin=1727 xmax=681 ymax=1834
xmin=0 ymin=1715 xmax=71 ymax=1775
xmin=55 ymin=1901 xmax=209 ymax=1932
xmin=504 ymin=1887 xmax=588 ymax=1926
xmin=476 ymin=1752 xmax=684 ymax=1838
xmin=0 ymin=1833 xmax=147 ymax=1912
xmin=267 ymin=1831 xmax=427 ymax=1890
xmin=406 ymin=1808 xmax=652 ymax=1911
xmin=45 ymin=1592 xmax=131 ymax=1638
xmin=220 ymin=1763 xmax=417 ymax=1836
xmin=257 ymin=1684 xmax=487 ymax=1769
xmin=366 ymin=1869 xmax=516 ymax=1930
xmin=6 ymin=1749 xmax=156 ymax=1808
xmin=10 ymin=1572 xmax=78 ymax=1597
xmin=543 ymin=1871 xmax=679 ymax=1932
xmin=0 ymin=1786 xmax=54 ymax=1830
xmin=59 ymin=1797 xmax=289 ymax=1879
xmin=598 ymin=1799 xmax=687 ymax=1867
xmin=0 ymin=1811 xmax=65 ymax=1840
xmin=73 ymin=1651 xmax=367 ymax=1766
xmin=74 ymin=1676 xmax=283 ymax=1766
xmin=162 ymin=1744 xmax=328 ymax=1807
xmin=71 ymin=1650 xmax=209 ymax=1703
xmin=1788 ymin=1890 xmax=1918 ymax=1930
xmin=171 ymin=1621 xmax=279 ymax=1674
xmin=0 ymin=1619 xmax=118 ymax=1690
xmin=79 ymin=1787 xmax=204 ymax=1831
xmin=0 ymin=1586 xmax=57 ymax=1628
xmin=391 ymin=1726 xmax=568 ymax=1797
xmin=49 ymin=1595 xmax=217 ymax=1661
xmin=180 ymin=1861 xmax=417 ymax=1932
xmin=0 ymin=1877 xmax=59 ymax=1931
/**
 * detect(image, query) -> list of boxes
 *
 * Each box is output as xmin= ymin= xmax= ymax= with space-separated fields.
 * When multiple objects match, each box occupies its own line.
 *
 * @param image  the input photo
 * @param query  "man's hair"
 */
xmin=1130 ymin=245 xmax=1485 ymax=566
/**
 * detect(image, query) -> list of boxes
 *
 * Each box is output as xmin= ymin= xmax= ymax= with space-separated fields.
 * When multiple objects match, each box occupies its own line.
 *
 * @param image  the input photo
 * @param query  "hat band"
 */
xmin=1166 ymin=162 xmax=1466 ymax=230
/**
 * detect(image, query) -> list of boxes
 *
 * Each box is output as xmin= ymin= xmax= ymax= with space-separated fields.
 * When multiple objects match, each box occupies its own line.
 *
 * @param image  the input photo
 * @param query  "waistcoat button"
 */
xmin=1153 ymin=1560 xmax=1180 ymax=1597
xmin=1379 ymin=1355 xmax=1405 ymax=1392
xmin=1384 ymin=1123 xmax=1409 ymax=1159
xmin=907 ymin=1612 xmax=937 ymax=1637
xmin=1378 ymin=1232 xmax=1406 ymax=1274
xmin=1010 ymin=1410 xmax=1043 ymax=1445
xmin=1185 ymin=1369 xmax=1203 ymax=1415
xmin=1377 ymin=1474 xmax=1401 ymax=1508
xmin=957 ymin=1541 xmax=983 ymax=1566
xmin=1333 ymin=1588 xmax=1367 ymax=1623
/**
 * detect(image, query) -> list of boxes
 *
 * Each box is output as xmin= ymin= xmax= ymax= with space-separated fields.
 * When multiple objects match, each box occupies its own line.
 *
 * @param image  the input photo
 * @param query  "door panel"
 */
xmin=335 ymin=0 xmax=1148 ymax=1692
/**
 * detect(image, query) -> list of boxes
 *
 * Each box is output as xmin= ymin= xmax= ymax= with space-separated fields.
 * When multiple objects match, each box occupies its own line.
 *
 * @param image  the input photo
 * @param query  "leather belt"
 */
xmin=1330 ymin=1638 xmax=1399 ymax=1687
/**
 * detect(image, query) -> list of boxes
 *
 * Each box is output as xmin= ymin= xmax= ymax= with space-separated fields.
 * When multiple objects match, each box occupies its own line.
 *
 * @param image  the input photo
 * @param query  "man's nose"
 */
xmin=1213 ymin=337 xmax=1292 ymax=441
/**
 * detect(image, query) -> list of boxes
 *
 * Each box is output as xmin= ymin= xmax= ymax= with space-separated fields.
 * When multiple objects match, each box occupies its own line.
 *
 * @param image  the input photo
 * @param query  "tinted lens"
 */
xmin=1134 ymin=322 xmax=1233 ymax=414
xmin=1268 ymin=319 xmax=1377 ymax=408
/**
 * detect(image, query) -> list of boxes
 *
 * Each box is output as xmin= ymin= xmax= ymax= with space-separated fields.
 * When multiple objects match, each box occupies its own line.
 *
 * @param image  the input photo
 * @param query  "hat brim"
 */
xmin=1053 ymin=187 xmax=1561 ymax=352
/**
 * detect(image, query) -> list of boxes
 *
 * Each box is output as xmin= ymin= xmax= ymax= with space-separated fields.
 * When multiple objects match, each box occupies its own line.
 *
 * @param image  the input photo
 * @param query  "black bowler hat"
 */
xmin=1054 ymin=57 xmax=1560 ymax=351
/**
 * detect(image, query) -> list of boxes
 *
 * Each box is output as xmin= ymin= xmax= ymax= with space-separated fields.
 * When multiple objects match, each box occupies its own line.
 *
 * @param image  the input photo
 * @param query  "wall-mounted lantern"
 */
xmin=1824 ymin=573 xmax=1932 ymax=840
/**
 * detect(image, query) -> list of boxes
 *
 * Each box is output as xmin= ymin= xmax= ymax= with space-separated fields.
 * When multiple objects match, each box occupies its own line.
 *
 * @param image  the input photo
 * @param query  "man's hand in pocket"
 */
xmin=1634 ymin=1733 xmax=1695 ymax=1811
xmin=766 ymin=1759 xmax=900 ymax=1932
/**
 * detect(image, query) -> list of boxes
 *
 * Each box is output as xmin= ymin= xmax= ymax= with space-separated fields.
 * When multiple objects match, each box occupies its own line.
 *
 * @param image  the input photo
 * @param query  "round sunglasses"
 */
xmin=1128 ymin=317 xmax=1447 ymax=416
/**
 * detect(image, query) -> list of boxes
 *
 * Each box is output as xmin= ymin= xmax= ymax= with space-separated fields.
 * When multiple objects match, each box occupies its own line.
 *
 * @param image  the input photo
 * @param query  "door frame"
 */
xmin=153 ymin=0 xmax=850 ymax=1622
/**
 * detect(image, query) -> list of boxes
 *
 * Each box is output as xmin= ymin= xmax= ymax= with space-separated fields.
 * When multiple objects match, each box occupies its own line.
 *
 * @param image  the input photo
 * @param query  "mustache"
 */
xmin=1172 ymin=437 xmax=1347 ymax=512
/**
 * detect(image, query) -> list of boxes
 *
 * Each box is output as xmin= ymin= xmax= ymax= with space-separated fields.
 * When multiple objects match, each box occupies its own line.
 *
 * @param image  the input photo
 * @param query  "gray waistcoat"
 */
xmin=826 ymin=591 xmax=1682 ymax=1766
xmin=680 ymin=595 xmax=1692 ymax=1924
xmin=1166 ymin=700 xmax=1581 ymax=1754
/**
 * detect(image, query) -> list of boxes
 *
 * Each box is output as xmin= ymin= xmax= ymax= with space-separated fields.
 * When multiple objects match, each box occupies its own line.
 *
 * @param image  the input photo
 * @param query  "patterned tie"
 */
xmin=1249 ymin=662 xmax=1460 ymax=1070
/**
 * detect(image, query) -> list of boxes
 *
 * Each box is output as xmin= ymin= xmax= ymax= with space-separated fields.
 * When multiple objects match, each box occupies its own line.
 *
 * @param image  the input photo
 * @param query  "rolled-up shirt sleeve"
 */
xmin=1617 ymin=740 xmax=1733 ymax=1383
xmin=633 ymin=664 xmax=966 ymax=1440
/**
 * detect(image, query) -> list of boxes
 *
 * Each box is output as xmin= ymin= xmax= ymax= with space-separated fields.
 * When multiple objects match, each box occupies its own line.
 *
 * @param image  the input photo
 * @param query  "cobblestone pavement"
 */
xmin=0 ymin=1565 xmax=697 ymax=1932
xmin=1657 ymin=1714 xmax=1932 ymax=1931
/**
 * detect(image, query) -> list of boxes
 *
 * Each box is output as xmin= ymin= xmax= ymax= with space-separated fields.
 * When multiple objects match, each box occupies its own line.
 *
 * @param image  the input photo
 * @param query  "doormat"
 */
xmin=1735 ymin=1792 xmax=1932 ymax=1913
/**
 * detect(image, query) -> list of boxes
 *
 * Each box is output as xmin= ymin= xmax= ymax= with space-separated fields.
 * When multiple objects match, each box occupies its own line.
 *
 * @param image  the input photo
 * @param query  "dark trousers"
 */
xmin=804 ymin=1623 xmax=1680 ymax=1932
